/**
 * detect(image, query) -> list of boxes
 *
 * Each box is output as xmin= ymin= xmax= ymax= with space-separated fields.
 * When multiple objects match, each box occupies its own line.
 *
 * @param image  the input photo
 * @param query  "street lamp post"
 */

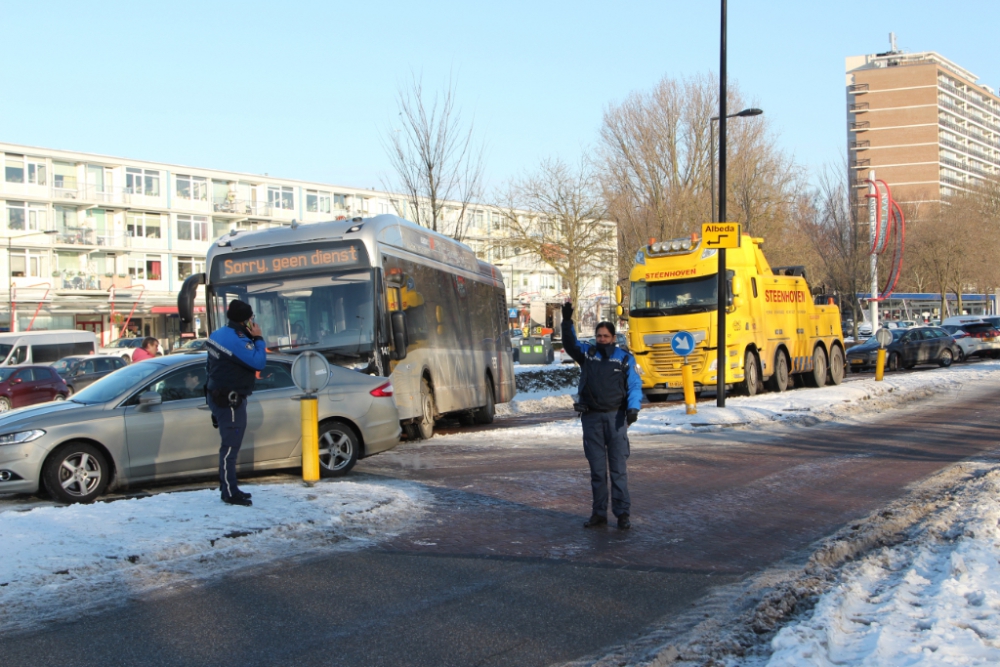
xmin=709 ymin=107 xmax=762 ymax=223
xmin=6 ymin=230 xmax=58 ymax=333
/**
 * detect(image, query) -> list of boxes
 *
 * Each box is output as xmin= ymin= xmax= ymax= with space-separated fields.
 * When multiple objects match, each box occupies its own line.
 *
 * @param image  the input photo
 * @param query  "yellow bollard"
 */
xmin=682 ymin=363 xmax=697 ymax=415
xmin=874 ymin=348 xmax=887 ymax=381
xmin=301 ymin=396 xmax=320 ymax=483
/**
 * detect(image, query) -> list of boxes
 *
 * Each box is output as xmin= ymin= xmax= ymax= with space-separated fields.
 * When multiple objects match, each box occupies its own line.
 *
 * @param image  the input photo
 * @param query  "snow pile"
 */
xmin=763 ymin=468 xmax=1000 ymax=666
xmin=514 ymin=364 xmax=579 ymax=393
xmin=0 ymin=479 xmax=427 ymax=634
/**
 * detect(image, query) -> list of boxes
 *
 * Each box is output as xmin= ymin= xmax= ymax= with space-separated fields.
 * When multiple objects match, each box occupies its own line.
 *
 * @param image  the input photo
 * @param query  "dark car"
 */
xmin=846 ymin=326 xmax=960 ymax=372
xmin=51 ymin=355 xmax=128 ymax=396
xmin=170 ymin=338 xmax=209 ymax=354
xmin=0 ymin=365 xmax=69 ymax=412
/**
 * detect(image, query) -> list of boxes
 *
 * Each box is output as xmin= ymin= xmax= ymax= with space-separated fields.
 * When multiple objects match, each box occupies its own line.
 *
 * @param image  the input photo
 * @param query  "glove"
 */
xmin=561 ymin=301 xmax=573 ymax=321
xmin=626 ymin=409 xmax=639 ymax=425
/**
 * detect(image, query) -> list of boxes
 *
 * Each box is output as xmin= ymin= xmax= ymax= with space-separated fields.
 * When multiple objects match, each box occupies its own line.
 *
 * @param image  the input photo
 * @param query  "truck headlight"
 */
xmin=0 ymin=430 xmax=46 ymax=446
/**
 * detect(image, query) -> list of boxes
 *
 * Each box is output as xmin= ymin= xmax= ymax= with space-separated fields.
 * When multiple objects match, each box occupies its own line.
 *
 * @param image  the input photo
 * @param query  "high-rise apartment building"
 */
xmin=846 ymin=44 xmax=1000 ymax=208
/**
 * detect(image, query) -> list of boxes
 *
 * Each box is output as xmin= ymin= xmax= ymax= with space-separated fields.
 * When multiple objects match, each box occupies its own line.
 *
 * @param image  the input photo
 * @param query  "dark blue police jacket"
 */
xmin=206 ymin=321 xmax=268 ymax=396
xmin=561 ymin=321 xmax=642 ymax=413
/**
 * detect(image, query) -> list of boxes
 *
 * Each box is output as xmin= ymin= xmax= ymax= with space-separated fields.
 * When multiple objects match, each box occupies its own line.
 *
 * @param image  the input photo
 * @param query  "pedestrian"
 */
xmin=131 ymin=337 xmax=159 ymax=362
xmin=206 ymin=299 xmax=267 ymax=506
xmin=561 ymin=301 xmax=642 ymax=530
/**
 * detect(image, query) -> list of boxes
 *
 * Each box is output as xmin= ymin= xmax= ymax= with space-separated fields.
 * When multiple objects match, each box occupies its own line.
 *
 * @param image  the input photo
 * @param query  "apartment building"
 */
xmin=0 ymin=142 xmax=614 ymax=343
xmin=845 ymin=46 xmax=1000 ymax=208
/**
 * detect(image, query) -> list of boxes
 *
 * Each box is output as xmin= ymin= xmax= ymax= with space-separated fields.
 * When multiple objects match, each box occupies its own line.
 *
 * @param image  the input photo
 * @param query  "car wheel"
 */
xmin=827 ymin=346 xmax=845 ymax=386
xmin=42 ymin=442 xmax=110 ymax=504
xmin=956 ymin=348 xmax=966 ymax=363
xmin=66 ymin=385 xmax=74 ymax=397
xmin=766 ymin=351 xmax=789 ymax=392
xmin=473 ymin=377 xmax=495 ymax=425
xmin=804 ymin=347 xmax=827 ymax=388
xmin=418 ymin=377 xmax=436 ymax=440
xmin=317 ymin=421 xmax=360 ymax=477
xmin=401 ymin=422 xmax=421 ymax=441
xmin=938 ymin=348 xmax=954 ymax=368
xmin=0 ymin=397 xmax=10 ymax=413
xmin=53 ymin=394 xmax=67 ymax=401
xmin=740 ymin=350 xmax=761 ymax=396
xmin=887 ymin=352 xmax=900 ymax=372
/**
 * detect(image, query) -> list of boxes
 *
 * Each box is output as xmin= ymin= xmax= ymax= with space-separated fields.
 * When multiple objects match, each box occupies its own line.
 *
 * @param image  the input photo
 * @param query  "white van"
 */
xmin=0 ymin=330 xmax=98 ymax=366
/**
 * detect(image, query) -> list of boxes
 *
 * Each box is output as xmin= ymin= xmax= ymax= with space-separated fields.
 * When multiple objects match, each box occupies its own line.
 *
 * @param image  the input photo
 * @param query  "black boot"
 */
xmin=235 ymin=489 xmax=252 ymax=500
xmin=583 ymin=514 xmax=607 ymax=528
xmin=222 ymin=494 xmax=252 ymax=507
xmin=617 ymin=513 xmax=631 ymax=530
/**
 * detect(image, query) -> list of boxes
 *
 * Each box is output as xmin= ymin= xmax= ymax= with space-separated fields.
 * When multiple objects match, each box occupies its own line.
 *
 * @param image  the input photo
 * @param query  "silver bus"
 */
xmin=178 ymin=214 xmax=516 ymax=438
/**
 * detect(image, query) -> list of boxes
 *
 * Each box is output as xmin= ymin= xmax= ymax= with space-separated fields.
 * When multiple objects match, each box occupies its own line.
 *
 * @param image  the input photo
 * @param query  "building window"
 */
xmin=176 ymin=215 xmax=208 ymax=242
xmin=177 ymin=256 xmax=206 ymax=280
xmin=10 ymin=250 xmax=43 ymax=278
xmin=128 ymin=254 xmax=163 ymax=281
xmin=3 ymin=155 xmax=43 ymax=184
xmin=333 ymin=193 xmax=347 ymax=209
xmin=126 ymin=167 xmax=161 ymax=196
xmin=267 ymin=186 xmax=294 ymax=210
xmin=28 ymin=160 xmax=46 ymax=185
xmin=306 ymin=190 xmax=331 ymax=213
xmin=7 ymin=201 xmax=26 ymax=230
xmin=175 ymin=174 xmax=208 ymax=201
xmin=126 ymin=212 xmax=162 ymax=238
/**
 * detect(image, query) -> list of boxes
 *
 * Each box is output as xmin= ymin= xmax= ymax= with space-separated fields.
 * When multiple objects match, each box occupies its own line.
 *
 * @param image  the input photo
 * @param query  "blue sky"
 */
xmin=3 ymin=1 xmax=997 ymax=193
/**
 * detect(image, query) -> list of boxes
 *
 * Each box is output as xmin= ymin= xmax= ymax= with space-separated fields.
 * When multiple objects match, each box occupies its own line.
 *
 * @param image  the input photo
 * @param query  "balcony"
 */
xmin=852 ymin=158 xmax=871 ymax=168
xmin=212 ymin=198 xmax=273 ymax=217
xmin=81 ymin=184 xmax=131 ymax=208
xmin=849 ymin=83 xmax=869 ymax=94
xmin=849 ymin=140 xmax=871 ymax=150
xmin=849 ymin=102 xmax=870 ymax=112
xmin=939 ymin=118 xmax=1000 ymax=150
xmin=849 ymin=121 xmax=870 ymax=131
xmin=939 ymin=81 xmax=999 ymax=117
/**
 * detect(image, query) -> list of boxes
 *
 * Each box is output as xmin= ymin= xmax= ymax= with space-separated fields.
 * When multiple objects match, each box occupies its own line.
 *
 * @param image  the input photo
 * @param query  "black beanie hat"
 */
xmin=227 ymin=299 xmax=253 ymax=322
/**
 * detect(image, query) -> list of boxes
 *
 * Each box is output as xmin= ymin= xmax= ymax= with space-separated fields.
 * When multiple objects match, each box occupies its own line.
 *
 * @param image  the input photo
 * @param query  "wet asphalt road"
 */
xmin=2 ymin=381 xmax=1000 ymax=666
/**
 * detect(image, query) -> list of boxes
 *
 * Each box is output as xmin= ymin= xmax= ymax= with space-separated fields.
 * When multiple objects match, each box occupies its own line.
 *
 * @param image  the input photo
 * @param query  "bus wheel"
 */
xmin=828 ymin=346 xmax=845 ymax=385
xmin=418 ymin=378 xmax=436 ymax=440
xmin=741 ymin=350 xmax=761 ymax=396
xmin=473 ymin=378 xmax=495 ymax=425
xmin=766 ymin=351 xmax=789 ymax=392
xmin=805 ymin=347 xmax=827 ymax=388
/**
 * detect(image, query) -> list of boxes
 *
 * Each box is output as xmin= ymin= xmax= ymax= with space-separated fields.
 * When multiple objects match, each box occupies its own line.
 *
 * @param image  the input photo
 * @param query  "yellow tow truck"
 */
xmin=621 ymin=233 xmax=844 ymax=401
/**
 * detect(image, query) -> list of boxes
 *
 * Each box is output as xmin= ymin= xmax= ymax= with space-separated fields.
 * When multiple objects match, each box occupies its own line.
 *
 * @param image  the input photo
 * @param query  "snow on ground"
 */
xmin=758 ymin=466 xmax=1000 ymax=667
xmin=484 ymin=361 xmax=1000 ymax=444
xmin=0 ymin=478 xmax=427 ymax=635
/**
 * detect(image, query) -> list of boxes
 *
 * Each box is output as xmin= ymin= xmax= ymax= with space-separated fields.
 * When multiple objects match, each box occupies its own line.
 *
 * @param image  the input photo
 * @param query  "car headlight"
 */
xmin=0 ymin=429 xmax=46 ymax=446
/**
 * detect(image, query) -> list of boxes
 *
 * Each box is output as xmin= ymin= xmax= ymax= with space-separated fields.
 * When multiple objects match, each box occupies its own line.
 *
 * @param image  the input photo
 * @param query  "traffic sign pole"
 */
xmin=291 ymin=351 xmax=332 ymax=486
xmin=682 ymin=362 xmax=696 ymax=415
xmin=670 ymin=331 xmax=698 ymax=415
xmin=874 ymin=349 xmax=887 ymax=381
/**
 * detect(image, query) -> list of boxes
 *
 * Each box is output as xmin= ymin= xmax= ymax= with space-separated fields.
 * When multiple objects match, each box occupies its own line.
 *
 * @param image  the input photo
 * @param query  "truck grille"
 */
xmin=649 ymin=345 xmax=707 ymax=377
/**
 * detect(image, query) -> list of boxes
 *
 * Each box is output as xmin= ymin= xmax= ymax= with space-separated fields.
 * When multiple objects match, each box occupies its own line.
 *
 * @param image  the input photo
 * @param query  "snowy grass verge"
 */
xmin=0 ymin=478 xmax=427 ymax=635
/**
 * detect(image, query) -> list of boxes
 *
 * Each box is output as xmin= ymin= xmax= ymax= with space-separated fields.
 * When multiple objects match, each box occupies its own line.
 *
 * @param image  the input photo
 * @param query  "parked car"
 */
xmin=98 ymin=337 xmax=163 ymax=362
xmin=559 ymin=337 xmax=595 ymax=364
xmin=170 ymin=338 xmax=209 ymax=354
xmin=857 ymin=322 xmax=873 ymax=338
xmin=0 ymin=366 xmax=69 ymax=412
xmin=0 ymin=331 xmax=97 ymax=366
xmin=846 ymin=326 xmax=961 ymax=372
xmin=941 ymin=322 xmax=1000 ymax=359
xmin=945 ymin=330 xmax=985 ymax=362
xmin=51 ymin=355 xmax=128 ymax=395
xmin=0 ymin=353 xmax=400 ymax=503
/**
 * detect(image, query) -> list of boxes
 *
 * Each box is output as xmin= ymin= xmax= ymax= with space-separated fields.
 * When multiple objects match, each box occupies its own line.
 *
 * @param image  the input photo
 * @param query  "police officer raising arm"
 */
xmin=206 ymin=300 xmax=267 ymax=506
xmin=561 ymin=301 xmax=642 ymax=530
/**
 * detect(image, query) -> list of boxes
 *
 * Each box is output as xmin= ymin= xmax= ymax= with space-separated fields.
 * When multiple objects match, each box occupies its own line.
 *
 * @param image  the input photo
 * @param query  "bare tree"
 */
xmin=381 ymin=74 xmax=485 ymax=241
xmin=493 ymin=159 xmax=615 ymax=316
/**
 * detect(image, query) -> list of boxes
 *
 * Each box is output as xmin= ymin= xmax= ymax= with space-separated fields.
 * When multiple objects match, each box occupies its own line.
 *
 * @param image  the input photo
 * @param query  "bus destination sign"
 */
xmin=212 ymin=242 xmax=367 ymax=282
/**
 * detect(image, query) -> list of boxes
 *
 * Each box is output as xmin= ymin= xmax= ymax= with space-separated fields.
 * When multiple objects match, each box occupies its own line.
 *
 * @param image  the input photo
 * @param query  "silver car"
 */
xmin=0 ymin=353 xmax=400 ymax=503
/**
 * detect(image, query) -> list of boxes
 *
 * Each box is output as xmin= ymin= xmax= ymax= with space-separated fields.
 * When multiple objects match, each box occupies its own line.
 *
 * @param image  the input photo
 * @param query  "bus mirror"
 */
xmin=435 ymin=305 xmax=443 ymax=324
xmin=614 ymin=285 xmax=623 ymax=305
xmin=615 ymin=304 xmax=624 ymax=317
xmin=732 ymin=295 xmax=744 ymax=309
xmin=731 ymin=277 xmax=743 ymax=296
xmin=390 ymin=311 xmax=408 ymax=360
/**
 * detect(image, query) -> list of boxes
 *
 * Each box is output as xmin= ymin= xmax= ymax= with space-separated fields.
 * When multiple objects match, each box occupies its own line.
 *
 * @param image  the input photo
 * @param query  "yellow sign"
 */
xmin=701 ymin=222 xmax=742 ymax=249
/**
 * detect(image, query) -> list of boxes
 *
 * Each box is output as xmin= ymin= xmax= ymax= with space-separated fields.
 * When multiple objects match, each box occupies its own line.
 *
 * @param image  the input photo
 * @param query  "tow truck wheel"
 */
xmin=827 ymin=346 xmax=845 ymax=386
xmin=741 ymin=350 xmax=761 ymax=396
xmin=805 ymin=346 xmax=827 ymax=388
xmin=766 ymin=351 xmax=789 ymax=392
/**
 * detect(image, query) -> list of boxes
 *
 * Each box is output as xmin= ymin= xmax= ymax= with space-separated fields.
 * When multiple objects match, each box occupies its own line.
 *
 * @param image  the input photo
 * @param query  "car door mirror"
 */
xmin=138 ymin=391 xmax=162 ymax=407
xmin=390 ymin=310 xmax=408 ymax=361
xmin=11 ymin=377 xmax=21 ymax=385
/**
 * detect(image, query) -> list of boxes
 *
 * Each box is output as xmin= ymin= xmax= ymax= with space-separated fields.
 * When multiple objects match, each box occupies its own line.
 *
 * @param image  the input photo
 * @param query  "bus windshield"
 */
xmin=630 ymin=274 xmax=719 ymax=317
xmin=210 ymin=271 xmax=376 ymax=361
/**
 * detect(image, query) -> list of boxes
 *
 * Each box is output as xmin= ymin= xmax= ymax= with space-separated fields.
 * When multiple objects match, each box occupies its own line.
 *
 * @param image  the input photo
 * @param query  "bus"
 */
xmin=178 ymin=214 xmax=516 ymax=438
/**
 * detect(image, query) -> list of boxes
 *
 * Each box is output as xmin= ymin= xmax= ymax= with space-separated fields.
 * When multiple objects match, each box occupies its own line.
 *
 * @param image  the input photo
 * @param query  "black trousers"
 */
xmin=210 ymin=397 xmax=247 ymax=499
xmin=581 ymin=409 xmax=631 ymax=517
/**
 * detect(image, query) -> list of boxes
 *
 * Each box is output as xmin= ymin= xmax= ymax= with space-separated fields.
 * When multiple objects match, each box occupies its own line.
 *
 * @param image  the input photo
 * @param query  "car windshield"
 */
xmin=0 ymin=344 xmax=11 ymax=360
xmin=71 ymin=362 xmax=163 ymax=404
xmin=180 ymin=339 xmax=204 ymax=349
xmin=106 ymin=338 xmax=138 ymax=348
xmin=854 ymin=329 xmax=905 ymax=348
xmin=210 ymin=271 xmax=376 ymax=361
xmin=0 ymin=368 xmax=15 ymax=382
xmin=51 ymin=359 xmax=76 ymax=373
xmin=630 ymin=274 xmax=719 ymax=317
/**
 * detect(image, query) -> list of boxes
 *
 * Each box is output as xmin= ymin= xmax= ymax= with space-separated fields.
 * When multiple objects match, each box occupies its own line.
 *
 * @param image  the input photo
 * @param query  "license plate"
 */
xmin=851 ymin=359 xmax=864 ymax=364
xmin=667 ymin=382 xmax=681 ymax=388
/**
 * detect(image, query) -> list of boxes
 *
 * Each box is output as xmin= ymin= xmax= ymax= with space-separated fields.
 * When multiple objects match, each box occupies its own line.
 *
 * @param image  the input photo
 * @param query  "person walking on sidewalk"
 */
xmin=206 ymin=299 xmax=267 ymax=507
xmin=561 ymin=301 xmax=642 ymax=530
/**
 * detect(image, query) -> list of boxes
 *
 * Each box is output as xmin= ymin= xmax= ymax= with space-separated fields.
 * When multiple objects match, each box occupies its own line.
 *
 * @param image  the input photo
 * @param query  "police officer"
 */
xmin=206 ymin=299 xmax=267 ymax=506
xmin=561 ymin=301 xmax=642 ymax=530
